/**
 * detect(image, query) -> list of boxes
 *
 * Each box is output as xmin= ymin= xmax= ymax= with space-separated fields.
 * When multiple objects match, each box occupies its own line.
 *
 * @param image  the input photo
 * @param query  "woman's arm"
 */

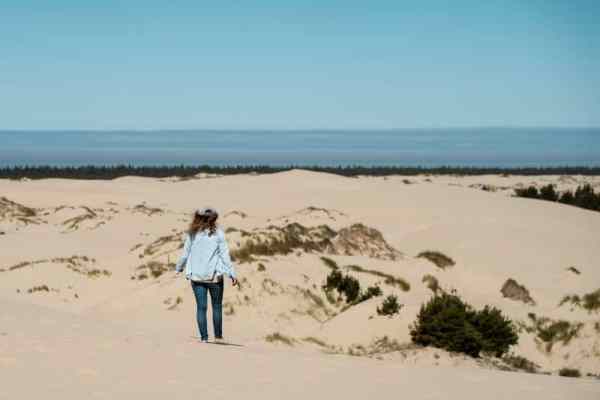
xmin=217 ymin=230 xmax=236 ymax=280
xmin=175 ymin=233 xmax=191 ymax=273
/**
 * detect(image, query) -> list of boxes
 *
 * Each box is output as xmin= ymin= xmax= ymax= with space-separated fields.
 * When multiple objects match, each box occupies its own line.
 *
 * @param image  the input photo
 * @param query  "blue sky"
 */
xmin=1 ymin=0 xmax=598 ymax=129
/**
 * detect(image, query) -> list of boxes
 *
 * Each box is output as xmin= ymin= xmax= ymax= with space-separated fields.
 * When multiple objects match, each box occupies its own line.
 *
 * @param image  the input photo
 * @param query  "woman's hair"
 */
xmin=188 ymin=212 xmax=218 ymax=237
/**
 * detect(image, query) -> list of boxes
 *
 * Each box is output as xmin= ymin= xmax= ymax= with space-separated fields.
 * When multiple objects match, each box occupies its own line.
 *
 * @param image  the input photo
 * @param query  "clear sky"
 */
xmin=1 ymin=0 xmax=598 ymax=129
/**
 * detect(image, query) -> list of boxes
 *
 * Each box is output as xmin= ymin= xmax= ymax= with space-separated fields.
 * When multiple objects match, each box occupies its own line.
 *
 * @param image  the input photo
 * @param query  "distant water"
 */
xmin=0 ymin=128 xmax=599 ymax=167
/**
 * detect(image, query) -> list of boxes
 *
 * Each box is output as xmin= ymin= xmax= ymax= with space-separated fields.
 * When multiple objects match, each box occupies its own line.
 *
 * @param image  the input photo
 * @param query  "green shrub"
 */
xmin=559 ymin=190 xmax=575 ymax=204
xmin=514 ymin=186 xmax=539 ymax=199
xmin=473 ymin=306 xmax=520 ymax=357
xmin=539 ymin=184 xmax=559 ymax=201
xmin=410 ymin=292 xmax=518 ymax=358
xmin=582 ymin=289 xmax=600 ymax=312
xmin=323 ymin=269 xmax=361 ymax=303
xmin=358 ymin=285 xmax=382 ymax=302
xmin=377 ymin=295 xmax=402 ymax=316
xmin=417 ymin=251 xmax=455 ymax=269
xmin=574 ymin=184 xmax=599 ymax=210
xmin=559 ymin=368 xmax=581 ymax=378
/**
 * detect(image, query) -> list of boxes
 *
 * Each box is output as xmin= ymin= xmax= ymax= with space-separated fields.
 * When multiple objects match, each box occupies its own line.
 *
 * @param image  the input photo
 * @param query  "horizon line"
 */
xmin=2 ymin=126 xmax=600 ymax=133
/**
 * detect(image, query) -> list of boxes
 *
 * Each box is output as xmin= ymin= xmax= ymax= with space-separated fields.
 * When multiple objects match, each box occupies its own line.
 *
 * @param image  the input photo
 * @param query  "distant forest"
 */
xmin=1 ymin=165 xmax=600 ymax=180
xmin=2 ymin=165 xmax=600 ymax=180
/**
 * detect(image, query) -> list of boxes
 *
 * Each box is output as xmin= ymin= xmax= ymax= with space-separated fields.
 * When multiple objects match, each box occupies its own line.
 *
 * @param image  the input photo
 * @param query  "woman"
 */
xmin=175 ymin=207 xmax=238 ymax=343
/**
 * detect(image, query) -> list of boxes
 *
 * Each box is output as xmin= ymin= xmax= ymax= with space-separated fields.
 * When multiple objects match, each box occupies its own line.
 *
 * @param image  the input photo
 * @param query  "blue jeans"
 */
xmin=191 ymin=280 xmax=224 ymax=340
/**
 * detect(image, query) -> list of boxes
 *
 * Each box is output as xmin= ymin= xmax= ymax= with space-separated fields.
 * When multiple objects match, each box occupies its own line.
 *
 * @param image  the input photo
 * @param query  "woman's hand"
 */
xmin=231 ymin=277 xmax=239 ymax=287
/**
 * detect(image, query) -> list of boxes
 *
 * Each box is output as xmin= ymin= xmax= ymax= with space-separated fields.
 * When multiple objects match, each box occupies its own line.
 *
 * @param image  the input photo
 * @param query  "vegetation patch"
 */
xmin=422 ymin=274 xmax=440 ymax=294
xmin=0 ymin=196 xmax=40 ymax=225
xmin=514 ymin=184 xmax=600 ymax=212
xmin=323 ymin=269 xmax=361 ymax=303
xmin=230 ymin=222 xmax=401 ymax=263
xmin=410 ymin=292 xmax=518 ymax=358
xmin=165 ymin=296 xmax=183 ymax=310
xmin=566 ymin=266 xmax=581 ymax=275
xmin=345 ymin=264 xmax=410 ymax=291
xmin=358 ymin=285 xmax=382 ymax=303
xmin=417 ymin=251 xmax=455 ymax=269
xmin=132 ymin=204 xmax=163 ymax=216
xmin=224 ymin=210 xmax=248 ymax=218
xmin=265 ymin=332 xmax=295 ymax=346
xmin=377 ymin=295 xmax=402 ymax=316
xmin=257 ymin=263 xmax=266 ymax=272
xmin=524 ymin=313 xmax=584 ymax=352
xmin=346 ymin=336 xmax=413 ymax=357
xmin=320 ymin=256 xmax=339 ymax=270
xmin=27 ymin=285 xmax=50 ymax=293
xmin=230 ymin=223 xmax=336 ymax=263
xmin=6 ymin=259 xmax=49 ymax=271
xmin=62 ymin=206 xmax=99 ymax=231
xmin=224 ymin=303 xmax=235 ymax=316
xmin=134 ymin=261 xmax=175 ymax=279
xmin=3 ymin=256 xmax=109 ymax=278
xmin=502 ymin=354 xmax=539 ymax=373
xmin=559 ymin=289 xmax=600 ymax=313
xmin=501 ymin=278 xmax=535 ymax=305
xmin=261 ymin=278 xmax=283 ymax=295
xmin=331 ymin=224 xmax=402 ymax=261
xmin=143 ymin=234 xmax=183 ymax=257
xmin=129 ymin=243 xmax=143 ymax=252
xmin=559 ymin=368 xmax=581 ymax=378
xmin=302 ymin=337 xmax=331 ymax=349
xmin=280 ymin=206 xmax=347 ymax=222
xmin=288 ymin=285 xmax=334 ymax=322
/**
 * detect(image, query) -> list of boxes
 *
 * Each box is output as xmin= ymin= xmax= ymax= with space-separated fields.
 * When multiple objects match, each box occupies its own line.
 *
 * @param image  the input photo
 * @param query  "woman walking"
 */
xmin=175 ymin=207 xmax=238 ymax=343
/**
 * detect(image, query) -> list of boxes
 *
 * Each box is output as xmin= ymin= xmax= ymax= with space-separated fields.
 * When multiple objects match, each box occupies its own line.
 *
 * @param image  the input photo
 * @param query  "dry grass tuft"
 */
xmin=417 ymin=250 xmax=455 ymax=269
xmin=501 ymin=278 xmax=536 ymax=305
xmin=265 ymin=332 xmax=295 ymax=346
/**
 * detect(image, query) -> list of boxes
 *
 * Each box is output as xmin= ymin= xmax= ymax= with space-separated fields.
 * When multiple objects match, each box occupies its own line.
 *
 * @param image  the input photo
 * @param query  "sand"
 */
xmin=1 ymin=170 xmax=599 ymax=399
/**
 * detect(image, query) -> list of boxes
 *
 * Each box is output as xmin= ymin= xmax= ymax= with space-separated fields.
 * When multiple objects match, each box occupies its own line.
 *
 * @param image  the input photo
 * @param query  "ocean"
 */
xmin=0 ymin=128 xmax=598 ymax=167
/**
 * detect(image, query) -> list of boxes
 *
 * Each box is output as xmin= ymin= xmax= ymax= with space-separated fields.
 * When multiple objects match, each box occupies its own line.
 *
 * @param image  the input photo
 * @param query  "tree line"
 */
xmin=1 ymin=164 xmax=599 ymax=180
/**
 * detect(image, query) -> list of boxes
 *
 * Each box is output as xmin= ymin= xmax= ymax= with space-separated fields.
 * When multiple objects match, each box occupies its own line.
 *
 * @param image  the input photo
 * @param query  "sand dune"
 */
xmin=1 ymin=170 xmax=599 ymax=398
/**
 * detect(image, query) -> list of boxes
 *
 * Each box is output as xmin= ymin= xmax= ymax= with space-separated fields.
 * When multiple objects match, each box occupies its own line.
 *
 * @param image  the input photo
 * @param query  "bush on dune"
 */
xmin=323 ymin=269 xmax=361 ymax=303
xmin=358 ymin=285 xmax=382 ymax=303
xmin=559 ymin=368 xmax=581 ymax=378
xmin=410 ymin=292 xmax=518 ymax=358
xmin=514 ymin=183 xmax=600 ymax=212
xmin=377 ymin=295 xmax=402 ymax=316
xmin=322 ymin=269 xmax=388 ymax=306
